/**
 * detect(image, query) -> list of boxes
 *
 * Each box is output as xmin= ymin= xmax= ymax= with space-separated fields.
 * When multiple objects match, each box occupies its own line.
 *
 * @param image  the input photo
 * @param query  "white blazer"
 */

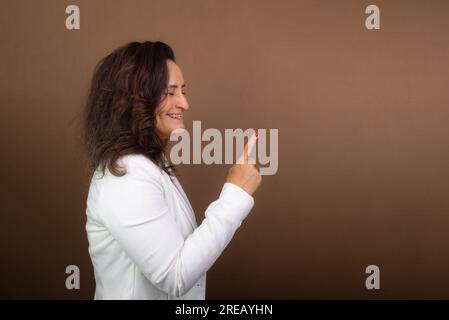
xmin=85 ymin=154 xmax=254 ymax=299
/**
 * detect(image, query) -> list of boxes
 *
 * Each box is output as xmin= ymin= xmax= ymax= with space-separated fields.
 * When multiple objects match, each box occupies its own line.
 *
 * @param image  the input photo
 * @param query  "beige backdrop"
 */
xmin=1 ymin=0 xmax=448 ymax=299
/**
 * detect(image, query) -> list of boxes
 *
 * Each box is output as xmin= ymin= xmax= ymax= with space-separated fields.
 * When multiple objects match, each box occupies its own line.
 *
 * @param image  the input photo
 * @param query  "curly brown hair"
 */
xmin=82 ymin=41 xmax=177 ymax=178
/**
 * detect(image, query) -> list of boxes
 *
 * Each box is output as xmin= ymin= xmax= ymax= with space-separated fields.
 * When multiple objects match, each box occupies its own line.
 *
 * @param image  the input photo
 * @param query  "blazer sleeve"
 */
xmin=98 ymin=158 xmax=254 ymax=297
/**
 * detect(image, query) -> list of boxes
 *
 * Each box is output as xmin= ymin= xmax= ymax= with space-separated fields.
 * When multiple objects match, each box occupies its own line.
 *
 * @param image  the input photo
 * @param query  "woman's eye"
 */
xmin=167 ymin=91 xmax=186 ymax=96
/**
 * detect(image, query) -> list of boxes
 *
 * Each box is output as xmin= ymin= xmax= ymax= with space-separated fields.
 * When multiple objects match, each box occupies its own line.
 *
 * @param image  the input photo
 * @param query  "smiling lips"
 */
xmin=167 ymin=113 xmax=184 ymax=120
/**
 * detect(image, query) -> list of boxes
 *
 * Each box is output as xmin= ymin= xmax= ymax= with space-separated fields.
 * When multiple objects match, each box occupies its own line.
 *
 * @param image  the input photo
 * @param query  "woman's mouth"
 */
xmin=166 ymin=113 xmax=184 ymax=120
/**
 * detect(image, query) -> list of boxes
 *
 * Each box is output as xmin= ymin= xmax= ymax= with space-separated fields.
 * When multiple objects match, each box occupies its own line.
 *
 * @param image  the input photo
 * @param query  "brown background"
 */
xmin=1 ymin=0 xmax=448 ymax=299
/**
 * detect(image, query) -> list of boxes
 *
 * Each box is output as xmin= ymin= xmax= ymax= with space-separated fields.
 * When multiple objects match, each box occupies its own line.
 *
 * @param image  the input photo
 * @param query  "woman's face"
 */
xmin=155 ymin=59 xmax=189 ymax=140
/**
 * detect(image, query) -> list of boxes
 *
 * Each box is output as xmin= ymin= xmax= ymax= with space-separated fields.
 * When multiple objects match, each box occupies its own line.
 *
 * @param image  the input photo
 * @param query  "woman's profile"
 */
xmin=82 ymin=41 xmax=261 ymax=299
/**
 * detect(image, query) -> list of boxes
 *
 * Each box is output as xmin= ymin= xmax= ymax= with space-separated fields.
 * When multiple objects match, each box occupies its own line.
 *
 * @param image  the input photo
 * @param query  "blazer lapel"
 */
xmin=161 ymin=154 xmax=198 ymax=230
xmin=165 ymin=174 xmax=198 ymax=230
xmin=171 ymin=177 xmax=198 ymax=227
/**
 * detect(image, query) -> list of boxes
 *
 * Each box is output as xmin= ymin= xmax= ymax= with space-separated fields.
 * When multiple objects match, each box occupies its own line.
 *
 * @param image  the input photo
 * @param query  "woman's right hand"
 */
xmin=225 ymin=133 xmax=262 ymax=196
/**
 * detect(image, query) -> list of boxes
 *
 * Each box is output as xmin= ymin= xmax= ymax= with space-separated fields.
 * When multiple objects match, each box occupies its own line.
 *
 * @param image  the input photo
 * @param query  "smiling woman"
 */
xmin=82 ymin=41 xmax=178 ymax=178
xmin=81 ymin=41 xmax=262 ymax=300
xmin=154 ymin=60 xmax=189 ymax=141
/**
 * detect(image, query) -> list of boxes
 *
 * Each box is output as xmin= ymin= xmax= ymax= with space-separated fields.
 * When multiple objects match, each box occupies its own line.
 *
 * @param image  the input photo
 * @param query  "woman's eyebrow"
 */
xmin=167 ymin=84 xmax=186 ymax=89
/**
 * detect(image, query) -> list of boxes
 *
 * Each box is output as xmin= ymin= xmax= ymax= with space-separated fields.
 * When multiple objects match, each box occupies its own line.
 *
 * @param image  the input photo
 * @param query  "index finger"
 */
xmin=237 ymin=131 xmax=257 ymax=164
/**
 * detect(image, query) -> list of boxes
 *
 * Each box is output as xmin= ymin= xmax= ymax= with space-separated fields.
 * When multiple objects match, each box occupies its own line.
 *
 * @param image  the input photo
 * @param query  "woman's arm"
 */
xmin=98 ymin=157 xmax=254 ymax=298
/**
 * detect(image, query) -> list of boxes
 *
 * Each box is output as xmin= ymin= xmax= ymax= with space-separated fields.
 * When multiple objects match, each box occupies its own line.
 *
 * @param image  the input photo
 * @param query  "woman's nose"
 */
xmin=176 ymin=94 xmax=189 ymax=110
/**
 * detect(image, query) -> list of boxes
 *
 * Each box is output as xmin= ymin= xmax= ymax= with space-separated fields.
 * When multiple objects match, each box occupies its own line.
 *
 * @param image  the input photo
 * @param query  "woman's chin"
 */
xmin=165 ymin=124 xmax=185 ymax=137
xmin=171 ymin=123 xmax=185 ymax=131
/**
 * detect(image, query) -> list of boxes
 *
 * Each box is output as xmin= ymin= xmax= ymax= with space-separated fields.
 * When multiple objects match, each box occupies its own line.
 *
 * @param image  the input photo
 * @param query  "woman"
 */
xmin=82 ymin=41 xmax=261 ymax=299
